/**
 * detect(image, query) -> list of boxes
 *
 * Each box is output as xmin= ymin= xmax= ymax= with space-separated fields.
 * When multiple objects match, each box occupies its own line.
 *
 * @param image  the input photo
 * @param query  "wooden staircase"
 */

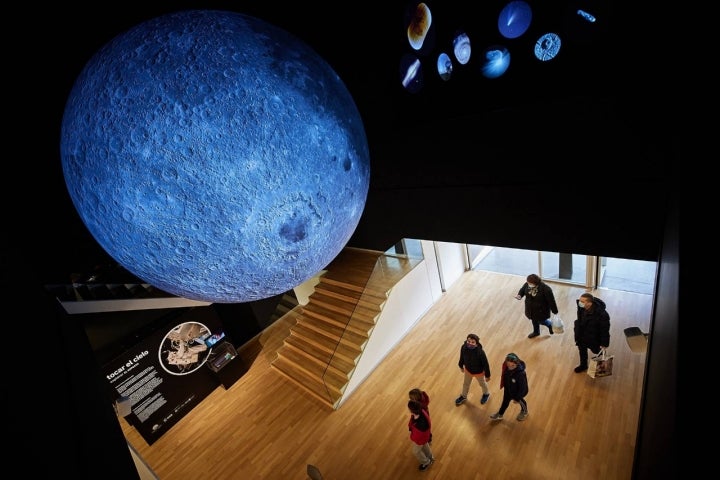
xmin=271 ymin=248 xmax=400 ymax=409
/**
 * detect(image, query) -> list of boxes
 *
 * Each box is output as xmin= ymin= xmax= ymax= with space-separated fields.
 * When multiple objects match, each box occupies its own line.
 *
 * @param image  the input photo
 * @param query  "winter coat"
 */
xmin=499 ymin=360 xmax=529 ymax=400
xmin=458 ymin=342 xmax=491 ymax=377
xmin=417 ymin=391 xmax=430 ymax=411
xmin=574 ymin=297 xmax=611 ymax=353
xmin=408 ymin=409 xmax=432 ymax=445
xmin=517 ymin=281 xmax=559 ymax=322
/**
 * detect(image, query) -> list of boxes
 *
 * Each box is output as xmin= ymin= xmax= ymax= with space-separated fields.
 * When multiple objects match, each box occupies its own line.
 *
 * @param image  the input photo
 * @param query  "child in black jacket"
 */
xmin=489 ymin=353 xmax=529 ymax=421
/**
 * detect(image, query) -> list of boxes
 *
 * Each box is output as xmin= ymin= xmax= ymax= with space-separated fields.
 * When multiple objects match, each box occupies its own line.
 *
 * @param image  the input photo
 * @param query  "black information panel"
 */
xmin=103 ymin=307 xmax=223 ymax=445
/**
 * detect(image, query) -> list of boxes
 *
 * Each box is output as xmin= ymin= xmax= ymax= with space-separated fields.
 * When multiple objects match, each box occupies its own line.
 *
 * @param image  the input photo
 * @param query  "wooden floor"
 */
xmin=121 ymin=269 xmax=652 ymax=480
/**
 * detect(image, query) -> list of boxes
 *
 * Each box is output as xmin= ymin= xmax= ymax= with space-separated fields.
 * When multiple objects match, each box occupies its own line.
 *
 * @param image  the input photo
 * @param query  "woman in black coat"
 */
xmin=515 ymin=273 xmax=559 ymax=338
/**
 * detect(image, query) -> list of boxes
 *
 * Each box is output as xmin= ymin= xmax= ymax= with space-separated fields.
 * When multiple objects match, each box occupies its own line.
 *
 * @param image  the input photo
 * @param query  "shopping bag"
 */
xmin=551 ymin=314 xmax=564 ymax=334
xmin=587 ymin=348 xmax=613 ymax=378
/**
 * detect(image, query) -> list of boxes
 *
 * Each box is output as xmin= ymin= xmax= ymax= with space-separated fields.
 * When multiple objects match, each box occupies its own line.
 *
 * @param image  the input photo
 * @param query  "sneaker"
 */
xmin=517 ymin=411 xmax=529 ymax=421
xmin=419 ymin=458 xmax=434 ymax=471
xmin=455 ymin=395 xmax=467 ymax=406
xmin=480 ymin=393 xmax=490 ymax=404
xmin=527 ymin=332 xmax=540 ymax=338
xmin=574 ymin=365 xmax=588 ymax=373
xmin=489 ymin=413 xmax=503 ymax=420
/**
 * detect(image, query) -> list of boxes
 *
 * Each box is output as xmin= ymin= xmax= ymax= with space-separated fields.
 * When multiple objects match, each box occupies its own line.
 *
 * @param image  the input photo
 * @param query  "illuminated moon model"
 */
xmin=60 ymin=10 xmax=371 ymax=303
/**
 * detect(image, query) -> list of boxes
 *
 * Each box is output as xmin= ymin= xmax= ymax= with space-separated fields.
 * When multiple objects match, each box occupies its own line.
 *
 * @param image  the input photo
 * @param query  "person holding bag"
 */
xmin=515 ymin=273 xmax=559 ymax=338
xmin=573 ymin=293 xmax=611 ymax=373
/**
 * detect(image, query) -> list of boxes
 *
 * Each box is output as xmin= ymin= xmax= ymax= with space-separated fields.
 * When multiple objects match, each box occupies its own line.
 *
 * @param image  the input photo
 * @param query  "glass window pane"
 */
xmin=540 ymin=251 xmax=587 ymax=285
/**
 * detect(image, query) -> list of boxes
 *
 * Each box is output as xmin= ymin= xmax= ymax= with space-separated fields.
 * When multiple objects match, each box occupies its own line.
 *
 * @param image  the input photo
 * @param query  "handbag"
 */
xmin=587 ymin=348 xmax=614 ymax=378
xmin=551 ymin=313 xmax=564 ymax=334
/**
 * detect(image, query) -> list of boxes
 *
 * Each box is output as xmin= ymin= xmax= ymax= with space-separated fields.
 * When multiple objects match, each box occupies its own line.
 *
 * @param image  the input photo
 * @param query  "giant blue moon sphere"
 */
xmin=60 ymin=10 xmax=370 ymax=303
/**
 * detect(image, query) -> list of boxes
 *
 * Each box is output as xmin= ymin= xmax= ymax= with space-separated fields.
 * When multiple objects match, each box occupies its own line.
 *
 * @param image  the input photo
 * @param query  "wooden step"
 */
xmin=293 ymin=314 xmax=369 ymax=349
xmin=323 ymin=248 xmax=382 ymax=274
xmin=271 ymin=353 xmax=345 ymax=402
xmin=301 ymin=302 xmax=377 ymax=335
xmin=300 ymin=308 xmax=376 ymax=338
xmin=279 ymin=342 xmax=351 ymax=381
xmin=271 ymin=361 xmax=341 ymax=410
xmin=284 ymin=334 xmax=357 ymax=375
xmin=306 ymin=291 xmax=381 ymax=319
xmin=287 ymin=325 xmax=362 ymax=365
xmin=318 ymin=276 xmax=391 ymax=300
xmin=272 ymin=347 xmax=347 ymax=390
xmin=312 ymin=281 xmax=387 ymax=310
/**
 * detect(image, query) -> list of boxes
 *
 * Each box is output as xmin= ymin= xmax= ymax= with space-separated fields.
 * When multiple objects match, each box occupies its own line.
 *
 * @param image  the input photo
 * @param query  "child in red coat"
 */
xmin=409 ymin=388 xmax=432 ymax=444
xmin=407 ymin=400 xmax=434 ymax=471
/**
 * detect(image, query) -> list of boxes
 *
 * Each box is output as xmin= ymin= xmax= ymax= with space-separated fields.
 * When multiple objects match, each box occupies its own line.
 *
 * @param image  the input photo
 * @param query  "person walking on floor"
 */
xmin=455 ymin=333 xmax=492 ymax=406
xmin=409 ymin=388 xmax=432 ymax=443
xmin=515 ymin=273 xmax=559 ymax=338
xmin=409 ymin=388 xmax=430 ymax=413
xmin=573 ymin=292 xmax=611 ymax=373
xmin=407 ymin=400 xmax=434 ymax=471
xmin=489 ymin=352 xmax=529 ymax=421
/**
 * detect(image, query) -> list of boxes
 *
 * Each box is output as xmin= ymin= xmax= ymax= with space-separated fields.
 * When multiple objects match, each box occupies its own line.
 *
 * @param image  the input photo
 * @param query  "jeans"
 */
xmin=531 ymin=318 xmax=553 ymax=335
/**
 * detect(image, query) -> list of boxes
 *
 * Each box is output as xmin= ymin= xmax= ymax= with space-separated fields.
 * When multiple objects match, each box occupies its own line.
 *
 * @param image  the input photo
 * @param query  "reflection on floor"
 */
xmin=472 ymin=246 xmax=656 ymax=295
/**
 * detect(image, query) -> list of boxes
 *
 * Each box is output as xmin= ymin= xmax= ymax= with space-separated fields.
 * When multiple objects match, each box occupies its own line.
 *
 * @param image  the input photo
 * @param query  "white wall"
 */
xmin=433 ymin=241 xmax=468 ymax=292
xmin=293 ymin=272 xmax=324 ymax=305
xmin=338 ymin=261 xmax=434 ymax=407
xmin=336 ymin=240 xmax=469 ymax=408
xmin=420 ymin=240 xmax=443 ymax=302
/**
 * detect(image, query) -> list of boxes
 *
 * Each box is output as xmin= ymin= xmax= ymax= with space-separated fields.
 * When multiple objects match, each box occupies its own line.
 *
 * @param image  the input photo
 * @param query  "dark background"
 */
xmin=5 ymin=1 xmax=678 ymax=478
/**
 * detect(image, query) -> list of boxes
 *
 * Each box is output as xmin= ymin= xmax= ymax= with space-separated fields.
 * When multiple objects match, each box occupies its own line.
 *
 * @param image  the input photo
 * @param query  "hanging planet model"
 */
xmin=60 ymin=10 xmax=370 ymax=303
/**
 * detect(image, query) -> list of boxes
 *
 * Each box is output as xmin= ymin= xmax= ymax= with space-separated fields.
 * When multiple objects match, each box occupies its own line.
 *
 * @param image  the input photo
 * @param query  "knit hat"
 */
xmin=505 ymin=353 xmax=520 ymax=363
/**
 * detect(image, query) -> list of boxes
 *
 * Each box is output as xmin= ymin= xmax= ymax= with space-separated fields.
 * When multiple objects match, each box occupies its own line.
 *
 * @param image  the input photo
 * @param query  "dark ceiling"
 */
xmin=11 ymin=0 xmax=675 ymax=287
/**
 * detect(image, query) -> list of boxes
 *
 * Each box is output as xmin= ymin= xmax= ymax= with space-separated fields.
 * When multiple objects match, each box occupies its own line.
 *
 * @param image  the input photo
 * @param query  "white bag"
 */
xmin=587 ymin=348 xmax=614 ymax=378
xmin=551 ymin=314 xmax=564 ymax=334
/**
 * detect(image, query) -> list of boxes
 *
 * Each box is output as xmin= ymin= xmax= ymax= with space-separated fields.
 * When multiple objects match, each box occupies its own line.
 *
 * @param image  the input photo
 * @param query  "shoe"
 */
xmin=527 ymin=332 xmax=540 ymax=338
xmin=517 ymin=411 xmax=529 ymax=421
xmin=548 ymin=325 xmax=554 ymax=335
xmin=480 ymin=393 xmax=490 ymax=404
xmin=419 ymin=458 xmax=434 ymax=471
xmin=574 ymin=365 xmax=588 ymax=373
xmin=489 ymin=413 xmax=503 ymax=420
xmin=455 ymin=395 xmax=467 ymax=406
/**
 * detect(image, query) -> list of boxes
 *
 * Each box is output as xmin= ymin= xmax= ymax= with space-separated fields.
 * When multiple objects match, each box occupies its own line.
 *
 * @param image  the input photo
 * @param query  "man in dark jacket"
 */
xmin=515 ymin=273 xmax=559 ymax=338
xmin=455 ymin=333 xmax=492 ymax=406
xmin=573 ymin=293 xmax=611 ymax=372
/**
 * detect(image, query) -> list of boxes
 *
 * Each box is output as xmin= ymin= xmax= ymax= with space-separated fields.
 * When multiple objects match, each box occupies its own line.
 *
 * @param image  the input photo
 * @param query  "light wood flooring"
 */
xmin=120 ymin=269 xmax=652 ymax=480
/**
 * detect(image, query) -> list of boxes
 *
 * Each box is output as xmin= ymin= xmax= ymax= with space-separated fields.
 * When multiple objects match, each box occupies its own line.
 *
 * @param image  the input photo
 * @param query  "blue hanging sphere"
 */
xmin=60 ymin=10 xmax=370 ymax=303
